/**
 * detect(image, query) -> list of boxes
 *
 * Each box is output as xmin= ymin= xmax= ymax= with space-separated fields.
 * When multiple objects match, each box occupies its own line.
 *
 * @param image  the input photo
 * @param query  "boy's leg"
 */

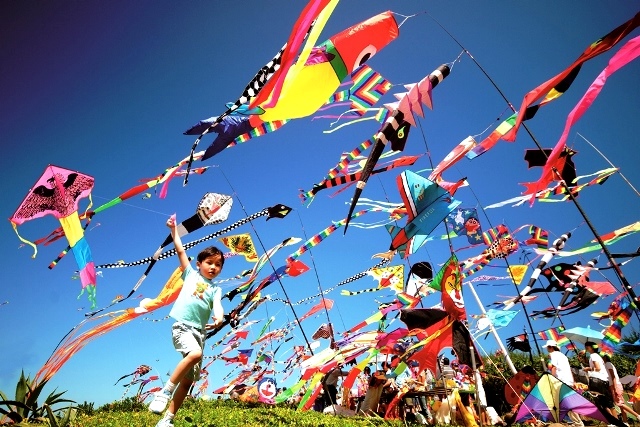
xmin=168 ymin=349 xmax=203 ymax=385
xmin=150 ymin=323 xmax=203 ymax=414
xmin=168 ymin=378 xmax=194 ymax=416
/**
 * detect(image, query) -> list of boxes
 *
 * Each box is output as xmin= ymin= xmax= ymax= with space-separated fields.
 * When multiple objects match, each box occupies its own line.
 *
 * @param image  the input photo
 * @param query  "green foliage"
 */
xmin=75 ymin=401 xmax=95 ymax=416
xmin=0 ymin=371 xmax=75 ymax=424
xmin=44 ymin=403 xmax=77 ymax=427
xmin=96 ymin=396 xmax=146 ymax=413
xmin=61 ymin=399 xmax=406 ymax=427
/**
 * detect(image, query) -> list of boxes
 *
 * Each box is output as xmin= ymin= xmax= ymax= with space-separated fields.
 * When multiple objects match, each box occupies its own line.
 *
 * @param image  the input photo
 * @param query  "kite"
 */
xmin=522 ymin=34 xmax=640 ymax=198
xmin=10 ymin=165 xmax=98 ymax=307
xmin=530 ymin=286 xmax=601 ymax=319
xmin=503 ymin=12 xmax=640 ymax=142
xmin=298 ymin=299 xmax=333 ymax=322
xmin=46 ymin=151 xmax=207 ymax=269
xmin=341 ymin=265 xmax=404 ymax=296
xmin=95 ymin=203 xmax=291 ymax=270
xmin=506 ymin=334 xmax=531 ymax=353
xmin=505 ymin=367 xmax=539 ymax=406
xmin=299 ymin=155 xmax=420 ymax=205
xmin=515 ymin=373 xmax=608 ymax=424
xmin=480 ymin=308 xmax=518 ymax=328
xmin=445 ymin=208 xmax=483 ymax=245
xmin=219 ymin=233 xmax=258 ymax=262
xmin=429 ymin=254 xmax=466 ymax=321
xmin=523 ymin=225 xmax=549 ymax=249
xmin=293 ymin=258 xmax=390 ymax=304
xmin=503 ymin=232 xmax=570 ymax=310
xmin=400 ymin=308 xmax=480 ymax=374
xmin=384 ymin=170 xmax=461 ymax=258
xmin=405 ymin=261 xmax=434 ymax=298
xmin=486 ymin=167 xmax=618 ymax=208
xmin=429 ymin=135 xmax=477 ymax=183
xmin=538 ymin=220 xmax=640 ymax=257
xmin=460 ymin=224 xmax=519 ymax=278
xmin=314 ymin=64 xmax=392 ymax=119
xmin=600 ymin=299 xmax=635 ymax=355
xmin=114 ymin=364 xmax=152 ymax=386
xmin=467 ymin=113 xmax=517 ymax=159
xmin=182 ymin=4 xmax=399 ymax=176
xmin=344 ymin=64 xmax=451 ymax=231
xmin=523 ymin=147 xmax=578 ymax=190
xmin=507 ymin=265 xmax=529 ymax=285
xmin=86 ymin=192 xmax=233 ymax=317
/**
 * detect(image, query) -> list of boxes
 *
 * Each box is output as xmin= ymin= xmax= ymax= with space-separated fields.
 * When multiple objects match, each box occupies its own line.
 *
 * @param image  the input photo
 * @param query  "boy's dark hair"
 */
xmin=197 ymin=246 xmax=225 ymax=267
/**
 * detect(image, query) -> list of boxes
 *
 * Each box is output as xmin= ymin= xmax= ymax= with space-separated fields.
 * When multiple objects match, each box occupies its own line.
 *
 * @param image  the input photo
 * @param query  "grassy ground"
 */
xmin=67 ymin=399 xmax=407 ymax=427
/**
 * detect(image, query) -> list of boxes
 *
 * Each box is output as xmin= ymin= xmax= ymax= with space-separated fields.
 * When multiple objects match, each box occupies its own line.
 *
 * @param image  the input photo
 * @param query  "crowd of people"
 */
xmin=282 ymin=341 xmax=640 ymax=427
xmin=540 ymin=339 xmax=639 ymax=427
xmin=284 ymin=353 xmax=500 ymax=425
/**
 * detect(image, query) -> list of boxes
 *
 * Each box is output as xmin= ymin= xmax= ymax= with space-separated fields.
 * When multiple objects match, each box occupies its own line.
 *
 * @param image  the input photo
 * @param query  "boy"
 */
xmin=149 ymin=215 xmax=225 ymax=427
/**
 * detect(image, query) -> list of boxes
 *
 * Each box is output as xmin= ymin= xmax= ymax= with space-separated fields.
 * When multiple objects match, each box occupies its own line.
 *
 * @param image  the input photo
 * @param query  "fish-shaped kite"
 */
xmin=183 ymin=2 xmax=399 ymax=179
xmin=384 ymin=170 xmax=461 ymax=258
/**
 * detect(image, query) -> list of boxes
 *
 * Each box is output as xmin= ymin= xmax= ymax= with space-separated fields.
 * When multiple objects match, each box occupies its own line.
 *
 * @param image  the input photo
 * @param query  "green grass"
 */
xmin=66 ymin=399 xmax=407 ymax=427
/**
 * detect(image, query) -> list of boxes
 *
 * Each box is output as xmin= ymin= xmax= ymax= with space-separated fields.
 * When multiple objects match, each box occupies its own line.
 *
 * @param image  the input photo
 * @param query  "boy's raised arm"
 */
xmin=167 ymin=215 xmax=190 ymax=271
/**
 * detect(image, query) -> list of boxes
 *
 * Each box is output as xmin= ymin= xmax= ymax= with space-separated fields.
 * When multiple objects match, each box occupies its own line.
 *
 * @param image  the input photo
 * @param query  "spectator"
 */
xmin=603 ymin=354 xmax=639 ymax=425
xmin=323 ymin=364 xmax=349 ymax=408
xmin=543 ymin=340 xmax=584 ymax=427
xmin=352 ymin=366 xmax=371 ymax=413
xmin=583 ymin=341 xmax=615 ymax=414
xmin=441 ymin=357 xmax=456 ymax=381
xmin=360 ymin=361 xmax=393 ymax=416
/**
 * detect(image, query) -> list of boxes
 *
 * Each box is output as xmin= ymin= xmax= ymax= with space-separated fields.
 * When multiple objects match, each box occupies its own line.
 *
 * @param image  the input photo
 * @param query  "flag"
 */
xmin=601 ymin=300 xmax=635 ymax=355
xmin=524 ymin=225 xmax=549 ymax=249
xmin=445 ymin=208 xmax=483 ymax=244
xmin=224 ymin=330 xmax=249 ymax=345
xmin=506 ymin=333 xmax=531 ymax=352
xmin=238 ymin=349 xmax=253 ymax=365
xmin=312 ymin=323 xmax=333 ymax=340
xmin=537 ymin=326 xmax=569 ymax=347
xmin=508 ymin=265 xmax=529 ymax=285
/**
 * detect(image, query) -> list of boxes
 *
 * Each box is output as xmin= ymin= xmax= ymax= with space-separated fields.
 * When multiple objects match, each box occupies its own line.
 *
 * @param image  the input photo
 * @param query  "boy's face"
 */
xmin=196 ymin=254 xmax=223 ymax=280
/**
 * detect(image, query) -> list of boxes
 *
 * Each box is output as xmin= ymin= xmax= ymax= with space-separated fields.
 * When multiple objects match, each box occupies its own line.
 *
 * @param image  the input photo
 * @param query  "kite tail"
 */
xmin=341 ymin=287 xmax=379 ymax=296
xmin=35 ymin=267 xmax=184 ymax=384
xmin=11 ymin=222 xmax=38 ymax=258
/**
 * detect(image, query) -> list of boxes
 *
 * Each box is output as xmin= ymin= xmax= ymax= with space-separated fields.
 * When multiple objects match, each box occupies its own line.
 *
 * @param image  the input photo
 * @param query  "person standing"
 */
xmin=583 ymin=341 xmax=615 ymax=415
xmin=352 ymin=366 xmax=371 ymax=413
xmin=323 ymin=364 xmax=349 ymax=408
xmin=603 ymin=354 xmax=639 ymax=425
xmin=543 ymin=340 xmax=584 ymax=427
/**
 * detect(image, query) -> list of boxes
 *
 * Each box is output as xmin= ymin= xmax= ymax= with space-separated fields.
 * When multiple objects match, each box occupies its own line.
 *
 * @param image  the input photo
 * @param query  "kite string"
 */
xmin=424 ymin=9 xmax=638 ymax=308
xmin=413 ymin=104 xmax=456 ymax=256
xmin=391 ymin=11 xmax=425 ymax=29
xmin=294 ymin=211 xmax=345 ymax=336
xmin=576 ymin=132 xmax=640 ymax=197
xmin=470 ymin=333 xmax=540 ymax=421
xmin=216 ymin=167 xmax=315 ymax=355
xmin=453 ymin=163 xmax=544 ymax=358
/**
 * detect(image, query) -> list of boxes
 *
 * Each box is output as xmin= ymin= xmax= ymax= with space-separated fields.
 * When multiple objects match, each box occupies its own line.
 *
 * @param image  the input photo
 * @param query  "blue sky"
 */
xmin=1 ymin=1 xmax=639 ymax=407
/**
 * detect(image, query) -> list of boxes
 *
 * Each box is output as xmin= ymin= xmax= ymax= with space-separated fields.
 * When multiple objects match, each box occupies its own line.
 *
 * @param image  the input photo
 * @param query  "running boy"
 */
xmin=149 ymin=215 xmax=225 ymax=427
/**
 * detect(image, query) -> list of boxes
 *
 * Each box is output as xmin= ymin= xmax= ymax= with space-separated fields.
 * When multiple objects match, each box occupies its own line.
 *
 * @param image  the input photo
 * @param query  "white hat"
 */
xmin=542 ymin=339 xmax=558 ymax=348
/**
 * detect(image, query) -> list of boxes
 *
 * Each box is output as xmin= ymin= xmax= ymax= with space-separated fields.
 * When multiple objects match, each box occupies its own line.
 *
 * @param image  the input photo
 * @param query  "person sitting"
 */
xmin=441 ymin=357 xmax=456 ymax=381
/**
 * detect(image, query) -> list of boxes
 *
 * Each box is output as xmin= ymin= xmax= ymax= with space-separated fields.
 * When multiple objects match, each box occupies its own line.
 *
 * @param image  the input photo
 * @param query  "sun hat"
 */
xmin=542 ymin=339 xmax=558 ymax=348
